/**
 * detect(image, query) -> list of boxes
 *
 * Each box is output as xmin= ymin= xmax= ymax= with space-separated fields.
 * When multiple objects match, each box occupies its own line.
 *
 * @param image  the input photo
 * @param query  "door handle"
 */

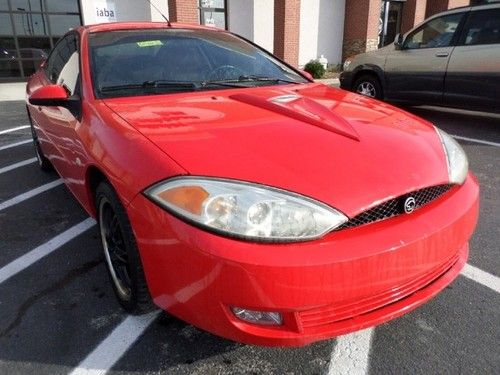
xmin=435 ymin=52 xmax=449 ymax=57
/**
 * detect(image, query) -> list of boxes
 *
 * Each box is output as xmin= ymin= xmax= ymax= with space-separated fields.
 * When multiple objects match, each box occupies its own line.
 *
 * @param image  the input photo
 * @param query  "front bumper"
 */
xmin=128 ymin=174 xmax=479 ymax=346
xmin=339 ymin=71 xmax=353 ymax=90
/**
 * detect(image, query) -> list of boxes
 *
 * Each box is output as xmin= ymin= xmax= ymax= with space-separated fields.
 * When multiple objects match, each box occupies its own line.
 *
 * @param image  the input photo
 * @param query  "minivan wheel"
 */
xmin=96 ymin=182 xmax=155 ymax=314
xmin=354 ymin=75 xmax=382 ymax=99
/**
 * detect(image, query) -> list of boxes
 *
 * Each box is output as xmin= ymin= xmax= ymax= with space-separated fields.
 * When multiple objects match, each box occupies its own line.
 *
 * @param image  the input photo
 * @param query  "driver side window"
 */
xmin=404 ymin=13 xmax=464 ymax=49
xmin=45 ymin=34 xmax=78 ymax=84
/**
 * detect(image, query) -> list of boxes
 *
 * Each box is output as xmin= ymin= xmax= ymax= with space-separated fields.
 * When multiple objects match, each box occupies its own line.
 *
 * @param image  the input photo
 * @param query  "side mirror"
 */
xmin=394 ymin=33 xmax=405 ymax=50
xmin=29 ymin=84 xmax=81 ymax=118
xmin=29 ymin=84 xmax=70 ymax=107
xmin=300 ymin=70 xmax=314 ymax=81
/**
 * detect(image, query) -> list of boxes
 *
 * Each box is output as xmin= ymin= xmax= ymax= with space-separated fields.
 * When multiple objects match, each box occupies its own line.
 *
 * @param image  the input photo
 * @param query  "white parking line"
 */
xmin=69 ymin=311 xmax=160 ymax=375
xmin=0 ymin=125 xmax=30 ymax=135
xmin=452 ymin=135 xmax=500 ymax=148
xmin=0 ymin=157 xmax=37 ymax=175
xmin=461 ymin=263 xmax=500 ymax=294
xmin=0 ymin=218 xmax=95 ymax=284
xmin=328 ymin=328 xmax=374 ymax=375
xmin=0 ymin=179 xmax=63 ymax=212
xmin=0 ymin=139 xmax=32 ymax=151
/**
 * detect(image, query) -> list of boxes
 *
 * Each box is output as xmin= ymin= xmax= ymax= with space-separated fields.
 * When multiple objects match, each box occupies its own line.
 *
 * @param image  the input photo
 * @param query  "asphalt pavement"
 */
xmin=0 ymin=98 xmax=498 ymax=375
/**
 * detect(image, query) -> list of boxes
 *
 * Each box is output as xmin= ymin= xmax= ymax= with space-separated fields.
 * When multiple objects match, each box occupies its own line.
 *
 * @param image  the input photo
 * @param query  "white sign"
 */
xmin=95 ymin=1 xmax=117 ymax=23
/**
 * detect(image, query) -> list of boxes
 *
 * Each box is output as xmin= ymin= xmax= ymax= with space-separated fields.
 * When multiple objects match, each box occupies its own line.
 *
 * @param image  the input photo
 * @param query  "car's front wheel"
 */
xmin=96 ymin=182 xmax=155 ymax=314
xmin=28 ymin=114 xmax=52 ymax=171
xmin=353 ymin=75 xmax=383 ymax=99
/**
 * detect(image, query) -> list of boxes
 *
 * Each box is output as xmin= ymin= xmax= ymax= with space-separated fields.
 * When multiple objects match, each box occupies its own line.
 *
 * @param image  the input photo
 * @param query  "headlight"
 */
xmin=144 ymin=177 xmax=347 ymax=242
xmin=343 ymin=58 xmax=352 ymax=71
xmin=435 ymin=128 xmax=468 ymax=184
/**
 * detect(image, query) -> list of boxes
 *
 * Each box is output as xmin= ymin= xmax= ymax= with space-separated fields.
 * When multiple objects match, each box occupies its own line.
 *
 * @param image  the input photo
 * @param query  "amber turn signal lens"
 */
xmin=157 ymin=186 xmax=209 ymax=215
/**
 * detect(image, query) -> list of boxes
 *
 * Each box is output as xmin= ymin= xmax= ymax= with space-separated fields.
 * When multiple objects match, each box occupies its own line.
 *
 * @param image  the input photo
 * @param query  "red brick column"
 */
xmin=401 ymin=0 xmax=428 ymax=34
xmin=425 ymin=0 xmax=469 ymax=18
xmin=168 ymin=0 xmax=199 ymax=24
xmin=273 ymin=0 xmax=301 ymax=67
xmin=342 ymin=0 xmax=381 ymax=59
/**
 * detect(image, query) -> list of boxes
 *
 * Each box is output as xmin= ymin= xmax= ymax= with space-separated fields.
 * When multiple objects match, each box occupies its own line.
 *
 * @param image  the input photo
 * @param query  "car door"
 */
xmin=32 ymin=32 xmax=86 ymax=192
xmin=444 ymin=7 xmax=500 ymax=112
xmin=384 ymin=12 xmax=466 ymax=103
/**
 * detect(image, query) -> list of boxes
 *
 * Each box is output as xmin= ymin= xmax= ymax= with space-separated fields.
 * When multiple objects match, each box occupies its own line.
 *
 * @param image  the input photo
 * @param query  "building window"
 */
xmin=199 ymin=0 xmax=227 ymax=29
xmin=0 ymin=0 xmax=82 ymax=81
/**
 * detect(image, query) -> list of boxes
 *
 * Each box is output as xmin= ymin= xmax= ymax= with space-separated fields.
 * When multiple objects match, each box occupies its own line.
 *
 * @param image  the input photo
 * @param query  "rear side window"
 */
xmin=404 ymin=13 xmax=464 ymax=49
xmin=462 ymin=9 xmax=500 ymax=46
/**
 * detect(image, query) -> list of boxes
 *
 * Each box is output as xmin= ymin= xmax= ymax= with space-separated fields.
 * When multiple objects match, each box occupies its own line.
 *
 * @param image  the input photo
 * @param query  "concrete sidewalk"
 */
xmin=0 ymin=78 xmax=339 ymax=102
xmin=0 ymin=82 xmax=26 ymax=101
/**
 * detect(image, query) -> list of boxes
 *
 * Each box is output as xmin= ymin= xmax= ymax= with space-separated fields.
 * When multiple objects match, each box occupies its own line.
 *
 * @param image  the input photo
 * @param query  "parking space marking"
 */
xmin=0 ymin=179 xmax=63 ymax=211
xmin=0 ymin=157 xmax=37 ymax=175
xmin=328 ymin=328 xmax=374 ymax=375
xmin=461 ymin=263 xmax=500 ymax=294
xmin=0 ymin=218 xmax=95 ymax=284
xmin=452 ymin=135 xmax=500 ymax=148
xmin=0 ymin=125 xmax=30 ymax=135
xmin=69 ymin=311 xmax=160 ymax=375
xmin=0 ymin=139 xmax=32 ymax=151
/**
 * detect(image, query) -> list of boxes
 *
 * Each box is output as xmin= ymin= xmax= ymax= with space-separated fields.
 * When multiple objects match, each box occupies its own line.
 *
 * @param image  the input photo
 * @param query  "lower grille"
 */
xmin=299 ymin=253 xmax=459 ymax=329
xmin=339 ymin=184 xmax=454 ymax=229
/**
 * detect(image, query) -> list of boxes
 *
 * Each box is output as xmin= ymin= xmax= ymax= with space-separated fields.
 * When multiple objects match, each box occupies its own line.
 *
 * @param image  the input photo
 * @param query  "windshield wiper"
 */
xmin=100 ymin=80 xmax=197 ymax=93
xmin=199 ymin=80 xmax=248 ymax=88
xmin=237 ymin=75 xmax=300 ymax=84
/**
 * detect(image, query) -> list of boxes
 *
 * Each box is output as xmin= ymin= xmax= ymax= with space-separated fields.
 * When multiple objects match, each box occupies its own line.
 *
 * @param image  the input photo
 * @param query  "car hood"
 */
xmin=103 ymin=83 xmax=449 ymax=217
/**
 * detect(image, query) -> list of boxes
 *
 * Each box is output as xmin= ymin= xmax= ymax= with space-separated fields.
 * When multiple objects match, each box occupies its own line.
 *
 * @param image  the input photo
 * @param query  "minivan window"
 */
xmin=404 ymin=13 xmax=464 ymax=49
xmin=462 ymin=9 xmax=500 ymax=46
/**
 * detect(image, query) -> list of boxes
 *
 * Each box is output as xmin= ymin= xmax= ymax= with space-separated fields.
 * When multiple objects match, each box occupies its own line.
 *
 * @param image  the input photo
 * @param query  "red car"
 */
xmin=26 ymin=22 xmax=479 ymax=347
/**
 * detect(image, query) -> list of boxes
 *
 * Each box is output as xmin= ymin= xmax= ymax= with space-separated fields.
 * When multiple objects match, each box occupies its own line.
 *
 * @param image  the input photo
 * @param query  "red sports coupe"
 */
xmin=26 ymin=22 xmax=479 ymax=347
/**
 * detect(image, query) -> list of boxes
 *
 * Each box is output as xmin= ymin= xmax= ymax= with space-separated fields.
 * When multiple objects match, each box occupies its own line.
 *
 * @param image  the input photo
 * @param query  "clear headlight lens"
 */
xmin=144 ymin=177 xmax=347 ymax=242
xmin=435 ymin=128 xmax=468 ymax=184
xmin=343 ymin=58 xmax=352 ymax=71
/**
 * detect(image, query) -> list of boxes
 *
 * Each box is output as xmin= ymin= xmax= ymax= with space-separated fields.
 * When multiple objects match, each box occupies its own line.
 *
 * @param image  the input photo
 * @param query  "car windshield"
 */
xmin=89 ymin=28 xmax=308 ymax=98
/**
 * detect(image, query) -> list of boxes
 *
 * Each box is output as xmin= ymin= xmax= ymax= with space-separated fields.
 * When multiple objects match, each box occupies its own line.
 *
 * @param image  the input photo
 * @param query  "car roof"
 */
xmin=79 ymin=22 xmax=224 ymax=34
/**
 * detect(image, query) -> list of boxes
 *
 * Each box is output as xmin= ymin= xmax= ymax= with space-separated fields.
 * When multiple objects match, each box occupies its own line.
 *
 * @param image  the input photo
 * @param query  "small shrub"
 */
xmin=304 ymin=60 xmax=325 ymax=79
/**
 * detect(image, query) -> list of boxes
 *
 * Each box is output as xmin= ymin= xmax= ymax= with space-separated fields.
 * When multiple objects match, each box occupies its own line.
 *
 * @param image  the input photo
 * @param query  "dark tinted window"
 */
xmin=463 ymin=9 xmax=500 ymax=45
xmin=404 ymin=13 xmax=464 ymax=49
xmin=45 ymin=33 xmax=77 ymax=84
xmin=89 ymin=29 xmax=307 ymax=98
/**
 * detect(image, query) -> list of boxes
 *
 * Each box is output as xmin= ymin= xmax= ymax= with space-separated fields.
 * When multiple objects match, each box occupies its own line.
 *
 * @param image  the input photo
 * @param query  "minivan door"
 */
xmin=444 ymin=8 xmax=500 ymax=112
xmin=384 ymin=12 xmax=465 ymax=103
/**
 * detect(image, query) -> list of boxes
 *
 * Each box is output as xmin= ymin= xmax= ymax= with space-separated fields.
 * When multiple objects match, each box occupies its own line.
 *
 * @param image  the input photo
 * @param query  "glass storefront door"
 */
xmin=379 ymin=0 xmax=405 ymax=48
xmin=199 ymin=0 xmax=227 ymax=29
xmin=0 ymin=0 xmax=82 ymax=81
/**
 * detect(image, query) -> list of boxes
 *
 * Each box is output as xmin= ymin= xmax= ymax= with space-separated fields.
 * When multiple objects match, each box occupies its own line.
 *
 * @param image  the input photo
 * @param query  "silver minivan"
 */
xmin=340 ymin=2 xmax=500 ymax=113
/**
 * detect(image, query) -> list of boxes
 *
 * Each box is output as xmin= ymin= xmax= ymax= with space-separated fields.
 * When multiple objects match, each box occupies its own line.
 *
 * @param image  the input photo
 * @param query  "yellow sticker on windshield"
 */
xmin=137 ymin=40 xmax=163 ymax=47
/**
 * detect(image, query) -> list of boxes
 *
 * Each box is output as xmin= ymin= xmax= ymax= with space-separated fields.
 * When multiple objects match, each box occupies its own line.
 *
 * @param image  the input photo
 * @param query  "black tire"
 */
xmin=27 ymin=111 xmax=52 ymax=171
xmin=353 ymin=74 xmax=383 ymax=100
xmin=96 ymin=182 xmax=155 ymax=314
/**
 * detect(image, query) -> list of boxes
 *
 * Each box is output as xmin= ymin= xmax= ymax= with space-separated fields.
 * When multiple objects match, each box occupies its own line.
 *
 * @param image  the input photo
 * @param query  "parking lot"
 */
xmin=0 ymin=99 xmax=498 ymax=375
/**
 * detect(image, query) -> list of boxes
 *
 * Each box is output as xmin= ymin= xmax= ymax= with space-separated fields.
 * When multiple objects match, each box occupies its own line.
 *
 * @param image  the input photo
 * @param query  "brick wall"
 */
xmin=343 ymin=0 xmax=381 ymax=59
xmin=274 ymin=0 xmax=301 ymax=67
xmin=168 ymin=0 xmax=199 ymax=24
xmin=426 ymin=0 xmax=470 ymax=18
xmin=401 ymin=0 xmax=428 ymax=34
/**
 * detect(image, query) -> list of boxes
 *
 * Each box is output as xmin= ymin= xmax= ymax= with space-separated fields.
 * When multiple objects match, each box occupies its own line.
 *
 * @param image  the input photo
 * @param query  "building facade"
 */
xmin=0 ymin=0 xmax=483 ymax=81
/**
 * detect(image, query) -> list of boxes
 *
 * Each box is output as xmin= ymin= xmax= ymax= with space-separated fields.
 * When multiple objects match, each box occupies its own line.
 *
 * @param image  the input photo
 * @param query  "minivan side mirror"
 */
xmin=394 ymin=33 xmax=405 ymax=50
